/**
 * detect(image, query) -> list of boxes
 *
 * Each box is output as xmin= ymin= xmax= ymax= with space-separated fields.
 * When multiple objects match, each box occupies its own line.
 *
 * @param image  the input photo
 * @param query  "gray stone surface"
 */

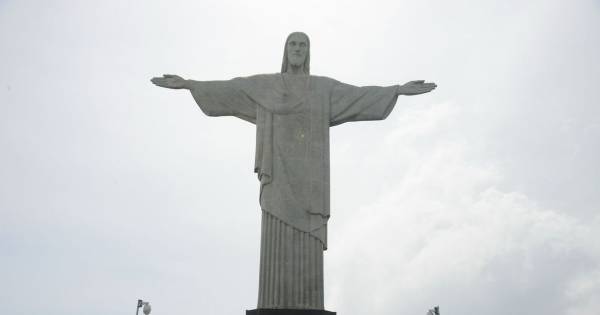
xmin=151 ymin=31 xmax=436 ymax=310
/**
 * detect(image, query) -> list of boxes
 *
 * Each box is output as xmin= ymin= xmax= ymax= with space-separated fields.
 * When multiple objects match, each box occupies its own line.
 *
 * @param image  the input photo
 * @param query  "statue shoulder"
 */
xmin=247 ymin=73 xmax=279 ymax=79
xmin=230 ymin=73 xmax=338 ymax=89
xmin=227 ymin=73 xmax=280 ymax=90
xmin=230 ymin=73 xmax=276 ymax=81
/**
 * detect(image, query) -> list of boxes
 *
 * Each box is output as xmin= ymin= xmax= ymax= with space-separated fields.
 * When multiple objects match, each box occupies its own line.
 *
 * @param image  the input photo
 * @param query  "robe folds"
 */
xmin=189 ymin=73 xmax=400 ymax=250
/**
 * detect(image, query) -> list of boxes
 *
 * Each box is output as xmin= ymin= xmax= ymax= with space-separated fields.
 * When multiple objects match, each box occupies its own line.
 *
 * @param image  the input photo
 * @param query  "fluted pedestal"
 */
xmin=258 ymin=212 xmax=325 ymax=309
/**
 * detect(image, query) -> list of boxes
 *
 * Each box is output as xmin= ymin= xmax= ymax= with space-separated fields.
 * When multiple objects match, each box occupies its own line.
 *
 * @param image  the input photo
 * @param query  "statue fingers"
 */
xmin=151 ymin=78 xmax=173 ymax=87
xmin=415 ymin=87 xmax=433 ymax=93
xmin=151 ymin=77 xmax=166 ymax=85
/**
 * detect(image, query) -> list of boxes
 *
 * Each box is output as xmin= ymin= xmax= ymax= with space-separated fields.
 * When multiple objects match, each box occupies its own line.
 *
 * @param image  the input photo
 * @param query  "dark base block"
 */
xmin=246 ymin=309 xmax=336 ymax=315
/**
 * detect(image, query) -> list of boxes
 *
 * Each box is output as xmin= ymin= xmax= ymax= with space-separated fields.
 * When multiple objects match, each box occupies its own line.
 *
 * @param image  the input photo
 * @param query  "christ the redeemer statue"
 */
xmin=151 ymin=32 xmax=436 ymax=313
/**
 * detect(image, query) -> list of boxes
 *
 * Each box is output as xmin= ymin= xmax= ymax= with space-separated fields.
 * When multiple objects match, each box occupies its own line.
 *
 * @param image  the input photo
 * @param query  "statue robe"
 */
xmin=189 ymin=73 xmax=399 ymax=309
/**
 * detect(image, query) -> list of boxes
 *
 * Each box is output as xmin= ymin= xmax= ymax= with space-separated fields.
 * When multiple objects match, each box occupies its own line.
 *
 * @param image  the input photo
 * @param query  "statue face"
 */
xmin=286 ymin=33 xmax=308 ymax=68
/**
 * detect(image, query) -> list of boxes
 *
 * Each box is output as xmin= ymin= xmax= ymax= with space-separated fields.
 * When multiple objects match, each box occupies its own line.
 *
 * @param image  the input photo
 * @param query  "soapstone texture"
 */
xmin=187 ymin=71 xmax=400 ymax=248
xmin=151 ymin=32 xmax=436 ymax=310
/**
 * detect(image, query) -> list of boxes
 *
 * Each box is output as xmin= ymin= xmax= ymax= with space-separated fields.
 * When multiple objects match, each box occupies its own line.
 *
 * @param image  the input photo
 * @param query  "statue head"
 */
xmin=281 ymin=32 xmax=310 ymax=74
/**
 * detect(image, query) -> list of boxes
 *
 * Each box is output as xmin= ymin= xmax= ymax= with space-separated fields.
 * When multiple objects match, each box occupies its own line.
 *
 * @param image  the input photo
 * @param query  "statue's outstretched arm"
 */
xmin=152 ymin=74 xmax=257 ymax=123
xmin=397 ymin=80 xmax=437 ymax=96
xmin=151 ymin=74 xmax=195 ymax=90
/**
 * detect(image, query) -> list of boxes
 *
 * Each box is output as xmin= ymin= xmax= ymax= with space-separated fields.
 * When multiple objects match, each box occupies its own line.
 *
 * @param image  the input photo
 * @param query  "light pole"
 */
xmin=136 ymin=299 xmax=151 ymax=315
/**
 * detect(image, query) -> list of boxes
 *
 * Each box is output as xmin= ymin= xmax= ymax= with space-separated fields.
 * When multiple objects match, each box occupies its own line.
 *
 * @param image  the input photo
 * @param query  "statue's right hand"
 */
xmin=151 ymin=74 xmax=187 ymax=89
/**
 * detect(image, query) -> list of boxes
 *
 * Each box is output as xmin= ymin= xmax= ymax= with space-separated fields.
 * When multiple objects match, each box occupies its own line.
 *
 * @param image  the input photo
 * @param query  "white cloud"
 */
xmin=327 ymin=101 xmax=600 ymax=315
xmin=565 ymin=269 xmax=600 ymax=315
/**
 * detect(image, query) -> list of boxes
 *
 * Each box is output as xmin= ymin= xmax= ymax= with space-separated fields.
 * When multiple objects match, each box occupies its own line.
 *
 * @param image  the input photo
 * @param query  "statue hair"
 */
xmin=281 ymin=32 xmax=310 ymax=74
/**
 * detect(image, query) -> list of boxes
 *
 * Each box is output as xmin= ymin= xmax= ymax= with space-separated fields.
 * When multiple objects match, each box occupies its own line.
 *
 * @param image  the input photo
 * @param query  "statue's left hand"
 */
xmin=398 ymin=80 xmax=437 ymax=96
xmin=151 ymin=74 xmax=188 ymax=89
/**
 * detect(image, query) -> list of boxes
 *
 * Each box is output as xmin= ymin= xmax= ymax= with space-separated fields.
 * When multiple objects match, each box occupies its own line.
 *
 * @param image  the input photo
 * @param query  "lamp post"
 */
xmin=136 ymin=299 xmax=151 ymax=315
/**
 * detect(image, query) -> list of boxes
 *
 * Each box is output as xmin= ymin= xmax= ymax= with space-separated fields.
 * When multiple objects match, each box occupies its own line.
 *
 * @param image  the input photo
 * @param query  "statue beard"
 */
xmin=288 ymin=55 xmax=305 ymax=68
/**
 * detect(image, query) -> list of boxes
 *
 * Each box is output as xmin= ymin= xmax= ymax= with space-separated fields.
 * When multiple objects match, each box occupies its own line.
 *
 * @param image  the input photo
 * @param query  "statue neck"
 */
xmin=286 ymin=64 xmax=305 ymax=75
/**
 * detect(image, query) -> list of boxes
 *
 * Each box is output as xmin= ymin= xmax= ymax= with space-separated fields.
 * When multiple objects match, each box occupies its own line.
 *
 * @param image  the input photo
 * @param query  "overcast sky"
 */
xmin=1 ymin=0 xmax=599 ymax=314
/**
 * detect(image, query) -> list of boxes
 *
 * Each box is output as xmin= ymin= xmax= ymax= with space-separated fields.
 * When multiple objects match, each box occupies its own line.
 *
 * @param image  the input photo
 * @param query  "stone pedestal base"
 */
xmin=247 ymin=309 xmax=335 ymax=315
